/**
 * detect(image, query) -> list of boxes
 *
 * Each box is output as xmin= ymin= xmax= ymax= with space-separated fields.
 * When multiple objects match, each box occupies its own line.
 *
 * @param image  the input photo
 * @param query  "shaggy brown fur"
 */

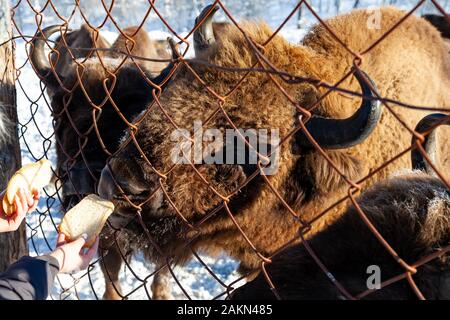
xmin=231 ymin=171 xmax=450 ymax=300
xmin=98 ymin=7 xmax=450 ymax=296
xmin=109 ymin=26 xmax=170 ymax=73
xmin=51 ymin=24 xmax=111 ymax=78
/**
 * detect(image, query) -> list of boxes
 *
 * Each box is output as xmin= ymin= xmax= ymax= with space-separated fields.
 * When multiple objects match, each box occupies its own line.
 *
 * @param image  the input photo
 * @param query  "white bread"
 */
xmin=2 ymin=159 xmax=53 ymax=216
xmin=58 ymin=194 xmax=114 ymax=248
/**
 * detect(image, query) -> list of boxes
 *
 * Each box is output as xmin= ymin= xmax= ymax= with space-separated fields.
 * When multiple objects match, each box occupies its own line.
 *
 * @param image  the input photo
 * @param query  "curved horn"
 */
xmin=117 ymin=37 xmax=180 ymax=102
xmin=411 ymin=113 xmax=450 ymax=174
xmin=296 ymin=69 xmax=382 ymax=150
xmin=30 ymin=25 xmax=65 ymax=89
xmin=149 ymin=37 xmax=179 ymax=87
xmin=194 ymin=4 xmax=219 ymax=56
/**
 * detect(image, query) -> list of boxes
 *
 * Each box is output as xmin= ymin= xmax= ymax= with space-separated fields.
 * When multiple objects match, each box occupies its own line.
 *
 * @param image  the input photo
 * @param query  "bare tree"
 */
xmin=0 ymin=0 xmax=27 ymax=272
xmin=297 ymin=0 xmax=310 ymax=29
xmin=335 ymin=0 xmax=341 ymax=14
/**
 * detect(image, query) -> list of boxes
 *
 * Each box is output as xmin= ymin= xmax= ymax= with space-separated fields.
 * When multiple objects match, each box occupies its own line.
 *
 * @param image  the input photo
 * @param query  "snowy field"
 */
xmin=10 ymin=0 xmax=449 ymax=300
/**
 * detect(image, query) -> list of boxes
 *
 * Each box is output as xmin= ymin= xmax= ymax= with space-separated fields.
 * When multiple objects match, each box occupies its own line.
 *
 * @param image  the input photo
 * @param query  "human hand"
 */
xmin=49 ymin=233 xmax=99 ymax=273
xmin=0 ymin=188 xmax=39 ymax=232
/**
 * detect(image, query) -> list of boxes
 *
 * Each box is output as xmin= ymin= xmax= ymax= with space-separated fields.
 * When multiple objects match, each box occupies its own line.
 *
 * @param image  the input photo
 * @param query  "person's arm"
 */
xmin=0 ymin=188 xmax=50 ymax=300
xmin=0 ymin=255 xmax=60 ymax=300
xmin=0 ymin=234 xmax=99 ymax=300
xmin=0 ymin=182 xmax=98 ymax=300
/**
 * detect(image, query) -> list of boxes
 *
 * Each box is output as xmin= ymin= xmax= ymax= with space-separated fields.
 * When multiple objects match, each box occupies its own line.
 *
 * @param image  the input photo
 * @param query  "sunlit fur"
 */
xmin=104 ymin=7 xmax=450 ymax=286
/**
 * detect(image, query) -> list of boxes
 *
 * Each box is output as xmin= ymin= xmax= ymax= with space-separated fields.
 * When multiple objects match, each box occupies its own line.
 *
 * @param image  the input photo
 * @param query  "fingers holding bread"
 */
xmin=2 ymin=159 xmax=52 ymax=216
xmin=58 ymin=194 xmax=114 ymax=249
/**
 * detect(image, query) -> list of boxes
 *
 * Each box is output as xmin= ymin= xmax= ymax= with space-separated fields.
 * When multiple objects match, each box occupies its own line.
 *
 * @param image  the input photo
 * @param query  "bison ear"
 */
xmin=114 ymin=89 xmax=154 ymax=121
xmin=294 ymin=150 xmax=366 ymax=199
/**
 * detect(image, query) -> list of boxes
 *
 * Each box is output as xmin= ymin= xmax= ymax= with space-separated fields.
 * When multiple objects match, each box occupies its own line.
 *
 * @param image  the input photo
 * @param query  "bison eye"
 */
xmin=125 ymin=190 xmax=152 ymax=202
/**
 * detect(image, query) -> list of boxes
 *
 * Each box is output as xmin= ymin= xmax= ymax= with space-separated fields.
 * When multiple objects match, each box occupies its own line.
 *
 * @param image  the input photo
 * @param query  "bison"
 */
xmin=230 ymin=113 xmax=450 ymax=300
xmin=96 ymin=6 xmax=450 ymax=299
xmin=29 ymin=24 xmax=177 ymax=299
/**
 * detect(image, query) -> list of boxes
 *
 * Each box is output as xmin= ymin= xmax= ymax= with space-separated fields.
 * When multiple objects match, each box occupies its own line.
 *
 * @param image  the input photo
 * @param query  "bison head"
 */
xmin=97 ymin=5 xmax=381 ymax=267
xmin=30 ymin=25 xmax=177 ymax=209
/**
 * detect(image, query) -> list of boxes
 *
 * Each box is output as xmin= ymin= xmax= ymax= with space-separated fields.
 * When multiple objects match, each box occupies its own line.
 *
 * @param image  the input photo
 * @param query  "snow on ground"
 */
xmin=11 ymin=0 xmax=449 ymax=300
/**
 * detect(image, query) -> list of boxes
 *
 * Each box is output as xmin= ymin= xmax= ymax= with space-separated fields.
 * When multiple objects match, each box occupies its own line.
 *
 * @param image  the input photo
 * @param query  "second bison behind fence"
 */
xmin=9 ymin=0 xmax=450 ymax=299
xmin=29 ymin=22 xmax=178 ymax=299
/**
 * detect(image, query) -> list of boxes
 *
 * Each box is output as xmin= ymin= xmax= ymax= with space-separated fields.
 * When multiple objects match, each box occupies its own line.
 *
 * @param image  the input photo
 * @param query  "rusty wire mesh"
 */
xmin=2 ymin=0 xmax=450 ymax=300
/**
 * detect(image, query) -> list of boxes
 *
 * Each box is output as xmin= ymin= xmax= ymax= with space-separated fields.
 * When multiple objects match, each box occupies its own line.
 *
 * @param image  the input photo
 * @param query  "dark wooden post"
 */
xmin=0 ymin=0 xmax=28 ymax=272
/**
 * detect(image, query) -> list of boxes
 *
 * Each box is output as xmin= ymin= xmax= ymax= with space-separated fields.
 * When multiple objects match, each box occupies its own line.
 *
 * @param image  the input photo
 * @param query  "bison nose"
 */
xmin=98 ymin=159 xmax=149 ymax=200
xmin=98 ymin=165 xmax=119 ymax=201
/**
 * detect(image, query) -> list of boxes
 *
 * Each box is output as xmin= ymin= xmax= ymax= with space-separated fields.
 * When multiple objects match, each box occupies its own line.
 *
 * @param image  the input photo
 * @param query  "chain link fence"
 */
xmin=2 ymin=0 xmax=449 ymax=299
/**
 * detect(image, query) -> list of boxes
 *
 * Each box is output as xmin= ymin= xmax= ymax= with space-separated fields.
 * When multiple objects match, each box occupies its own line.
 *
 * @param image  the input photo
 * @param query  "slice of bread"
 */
xmin=58 ymin=194 xmax=114 ymax=248
xmin=2 ymin=159 xmax=53 ymax=216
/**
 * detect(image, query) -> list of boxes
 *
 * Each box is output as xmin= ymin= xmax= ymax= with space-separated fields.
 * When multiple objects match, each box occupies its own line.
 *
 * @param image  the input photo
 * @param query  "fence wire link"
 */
xmin=3 ymin=0 xmax=450 ymax=300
